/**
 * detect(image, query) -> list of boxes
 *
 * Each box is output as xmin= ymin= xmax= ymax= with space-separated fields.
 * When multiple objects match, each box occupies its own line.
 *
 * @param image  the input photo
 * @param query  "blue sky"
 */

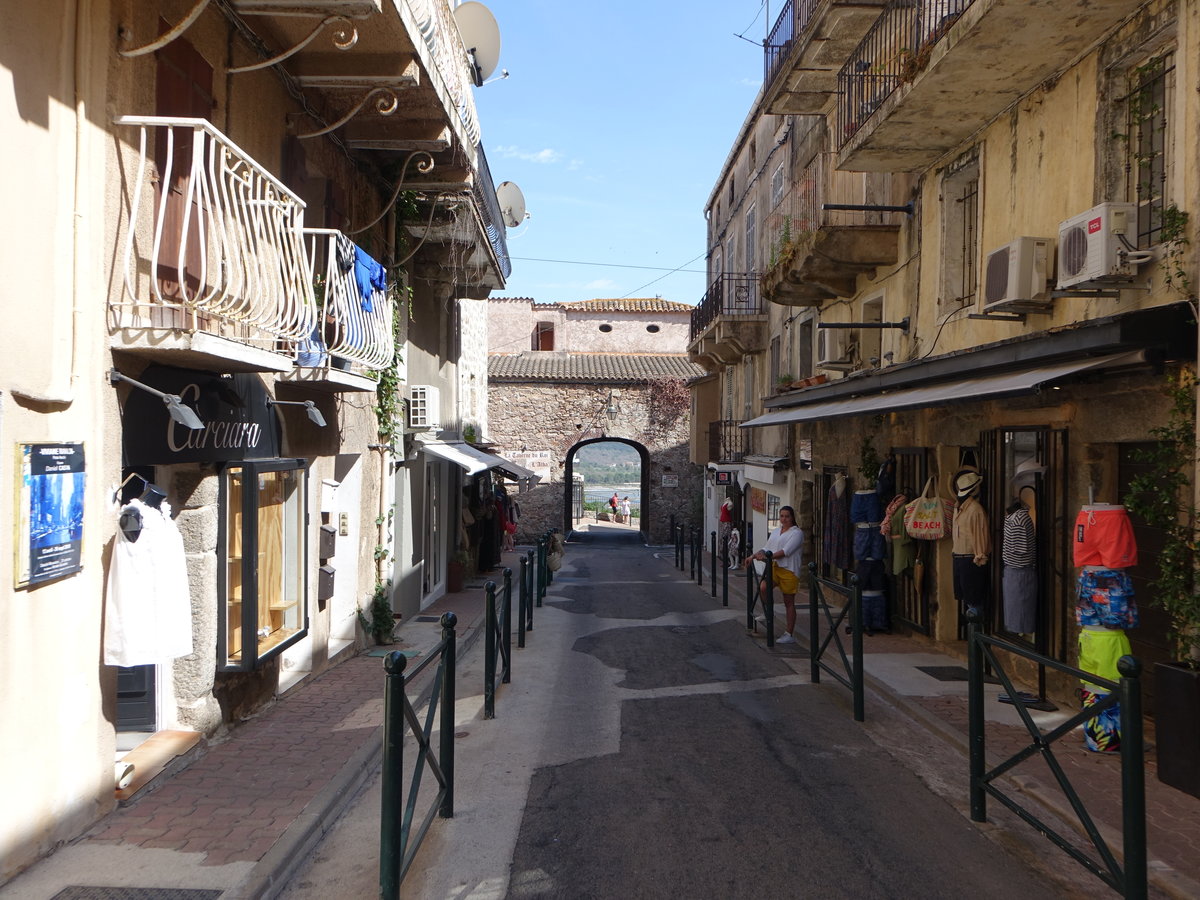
xmin=473 ymin=1 xmax=768 ymax=306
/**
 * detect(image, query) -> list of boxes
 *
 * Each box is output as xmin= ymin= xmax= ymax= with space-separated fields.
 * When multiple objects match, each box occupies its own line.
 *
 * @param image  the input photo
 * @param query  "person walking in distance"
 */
xmin=609 ymin=492 xmax=619 ymax=519
xmin=743 ymin=505 xmax=804 ymax=643
xmin=620 ymin=496 xmax=631 ymax=524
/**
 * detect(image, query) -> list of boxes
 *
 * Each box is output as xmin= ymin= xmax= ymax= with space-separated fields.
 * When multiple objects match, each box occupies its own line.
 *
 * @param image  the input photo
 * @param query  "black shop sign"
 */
xmin=120 ymin=365 xmax=281 ymax=465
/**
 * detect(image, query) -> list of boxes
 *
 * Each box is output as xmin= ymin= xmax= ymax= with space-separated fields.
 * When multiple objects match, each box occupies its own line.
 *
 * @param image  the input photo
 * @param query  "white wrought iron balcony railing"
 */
xmin=115 ymin=116 xmax=316 ymax=349
xmin=407 ymin=0 xmax=482 ymax=148
xmin=299 ymin=229 xmax=396 ymax=372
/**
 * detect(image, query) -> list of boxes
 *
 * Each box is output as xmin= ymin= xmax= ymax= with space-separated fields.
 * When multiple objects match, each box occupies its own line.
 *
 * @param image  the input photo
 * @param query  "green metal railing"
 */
xmin=483 ymin=569 xmax=513 ymax=719
xmin=379 ymin=612 xmax=457 ymax=896
xmin=807 ymin=562 xmax=864 ymax=721
xmin=966 ymin=614 xmax=1146 ymax=898
xmin=518 ymin=549 xmax=534 ymax=648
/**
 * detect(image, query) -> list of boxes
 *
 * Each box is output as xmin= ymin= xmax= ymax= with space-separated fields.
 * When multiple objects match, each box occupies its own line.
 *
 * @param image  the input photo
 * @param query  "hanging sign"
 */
xmin=750 ymin=487 xmax=767 ymax=513
xmin=16 ymin=442 xmax=86 ymax=587
xmin=120 ymin=365 xmax=281 ymax=465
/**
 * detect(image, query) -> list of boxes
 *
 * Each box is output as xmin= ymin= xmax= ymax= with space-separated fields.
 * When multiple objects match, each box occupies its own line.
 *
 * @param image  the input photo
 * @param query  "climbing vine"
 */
xmin=648 ymin=377 xmax=691 ymax=430
xmin=374 ymin=280 xmax=411 ymax=447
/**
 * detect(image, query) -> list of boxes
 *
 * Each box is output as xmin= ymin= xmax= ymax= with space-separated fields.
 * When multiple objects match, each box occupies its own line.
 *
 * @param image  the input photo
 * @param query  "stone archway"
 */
xmin=562 ymin=437 xmax=650 ymax=537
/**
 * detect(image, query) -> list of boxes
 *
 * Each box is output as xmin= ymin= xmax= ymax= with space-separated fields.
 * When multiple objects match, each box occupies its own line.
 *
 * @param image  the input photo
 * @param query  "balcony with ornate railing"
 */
xmin=837 ymin=0 xmax=1139 ymax=171
xmin=708 ymin=419 xmax=751 ymax=465
xmin=687 ymin=274 xmax=766 ymax=370
xmin=763 ymin=0 xmax=888 ymax=115
xmin=113 ymin=116 xmax=316 ymax=373
xmin=279 ymin=229 xmax=400 ymax=391
xmin=761 ymin=151 xmax=907 ymax=307
xmin=474 ymin=144 xmax=512 ymax=282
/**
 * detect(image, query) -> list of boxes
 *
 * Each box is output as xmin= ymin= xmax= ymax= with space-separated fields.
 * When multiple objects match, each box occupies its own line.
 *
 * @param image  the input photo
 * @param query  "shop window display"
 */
xmin=219 ymin=460 xmax=309 ymax=670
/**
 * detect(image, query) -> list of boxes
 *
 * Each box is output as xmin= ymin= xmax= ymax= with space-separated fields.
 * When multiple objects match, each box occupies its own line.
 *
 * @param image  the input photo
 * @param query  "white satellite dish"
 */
xmin=495 ymin=181 xmax=527 ymax=228
xmin=454 ymin=2 xmax=501 ymax=87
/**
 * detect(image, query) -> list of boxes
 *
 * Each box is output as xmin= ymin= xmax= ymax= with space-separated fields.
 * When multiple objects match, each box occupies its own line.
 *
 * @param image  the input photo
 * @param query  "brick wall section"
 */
xmin=489 ymin=381 xmax=702 ymax=544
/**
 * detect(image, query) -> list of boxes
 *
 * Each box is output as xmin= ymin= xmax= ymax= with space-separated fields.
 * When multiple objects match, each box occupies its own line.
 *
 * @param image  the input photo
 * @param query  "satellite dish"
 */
xmin=454 ymin=2 xmax=501 ymax=87
xmin=495 ymin=181 xmax=527 ymax=228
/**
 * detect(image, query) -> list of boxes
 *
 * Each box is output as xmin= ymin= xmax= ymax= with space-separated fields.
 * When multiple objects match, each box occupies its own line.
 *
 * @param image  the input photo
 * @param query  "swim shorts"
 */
xmin=1073 ymin=507 xmax=1137 ymax=568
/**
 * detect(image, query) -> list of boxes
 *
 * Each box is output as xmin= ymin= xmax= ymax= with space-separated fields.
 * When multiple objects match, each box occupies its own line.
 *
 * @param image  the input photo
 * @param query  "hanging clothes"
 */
xmin=823 ymin=479 xmax=852 ymax=570
xmin=104 ymin=499 xmax=192 ymax=667
xmin=353 ymin=246 xmax=387 ymax=312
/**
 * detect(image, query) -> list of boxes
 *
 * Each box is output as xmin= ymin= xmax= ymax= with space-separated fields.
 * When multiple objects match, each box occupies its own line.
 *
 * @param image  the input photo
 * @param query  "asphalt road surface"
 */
xmin=285 ymin=527 xmax=1082 ymax=899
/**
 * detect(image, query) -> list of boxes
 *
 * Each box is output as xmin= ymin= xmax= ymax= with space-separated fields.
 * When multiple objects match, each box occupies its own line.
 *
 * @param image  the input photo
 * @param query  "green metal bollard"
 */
xmin=808 ymin=562 xmax=820 ymax=684
xmin=1118 ymin=655 xmax=1147 ymax=900
xmin=850 ymin=574 xmax=863 ymax=722
xmin=502 ymin=567 xmax=513 ymax=684
xmin=379 ymin=651 xmax=408 ymax=898
xmin=484 ymin=581 xmax=497 ymax=719
xmin=439 ymin=612 xmax=457 ymax=819
xmin=967 ymin=610 xmax=986 ymax=823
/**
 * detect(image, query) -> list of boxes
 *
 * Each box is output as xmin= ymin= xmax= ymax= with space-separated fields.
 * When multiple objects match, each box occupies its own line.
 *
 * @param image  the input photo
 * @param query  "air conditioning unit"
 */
xmin=407 ymin=385 xmax=441 ymax=431
xmin=1056 ymin=202 xmax=1138 ymax=290
xmin=815 ymin=329 xmax=853 ymax=369
xmin=981 ymin=237 xmax=1053 ymax=313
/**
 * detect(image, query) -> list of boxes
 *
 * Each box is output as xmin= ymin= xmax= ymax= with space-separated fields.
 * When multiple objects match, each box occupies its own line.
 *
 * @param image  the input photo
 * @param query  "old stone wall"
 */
xmin=490 ymin=381 xmax=701 ymax=544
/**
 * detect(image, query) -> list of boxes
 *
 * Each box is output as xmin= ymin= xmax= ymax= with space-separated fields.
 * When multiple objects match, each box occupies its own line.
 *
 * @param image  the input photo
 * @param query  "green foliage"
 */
xmin=648 ymin=377 xmax=691 ymax=429
xmin=374 ymin=281 xmax=410 ymax=446
xmin=357 ymin=582 xmax=395 ymax=642
xmin=1158 ymin=204 xmax=1192 ymax=298
xmin=858 ymin=435 xmax=882 ymax=484
xmin=1124 ymin=372 xmax=1200 ymax=664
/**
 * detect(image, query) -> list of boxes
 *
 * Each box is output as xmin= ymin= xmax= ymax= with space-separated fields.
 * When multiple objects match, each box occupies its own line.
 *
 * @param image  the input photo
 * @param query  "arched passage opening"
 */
xmin=563 ymin=438 xmax=650 ymax=537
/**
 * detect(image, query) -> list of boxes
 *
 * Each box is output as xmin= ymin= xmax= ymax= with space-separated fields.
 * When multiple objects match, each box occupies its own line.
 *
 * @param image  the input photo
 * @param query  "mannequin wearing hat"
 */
xmin=951 ymin=468 xmax=990 ymax=616
xmin=1002 ymin=460 xmax=1043 ymax=635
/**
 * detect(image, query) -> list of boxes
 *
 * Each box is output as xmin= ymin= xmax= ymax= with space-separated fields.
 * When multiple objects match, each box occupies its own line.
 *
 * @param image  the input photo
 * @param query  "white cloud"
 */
xmin=493 ymin=144 xmax=563 ymax=164
xmin=584 ymin=278 xmax=617 ymax=290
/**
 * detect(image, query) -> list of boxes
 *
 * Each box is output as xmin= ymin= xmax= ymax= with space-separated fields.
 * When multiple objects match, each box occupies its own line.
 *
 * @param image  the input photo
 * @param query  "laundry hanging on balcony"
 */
xmin=353 ymin=246 xmax=387 ymax=313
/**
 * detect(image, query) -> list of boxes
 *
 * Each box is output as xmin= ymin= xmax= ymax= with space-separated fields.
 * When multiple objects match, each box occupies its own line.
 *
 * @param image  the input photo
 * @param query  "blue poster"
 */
xmin=18 ymin=443 xmax=85 ymax=587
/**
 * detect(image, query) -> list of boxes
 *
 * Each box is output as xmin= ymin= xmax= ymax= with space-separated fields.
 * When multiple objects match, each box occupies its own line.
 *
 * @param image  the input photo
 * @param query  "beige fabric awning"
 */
xmin=742 ymin=351 xmax=1145 ymax=428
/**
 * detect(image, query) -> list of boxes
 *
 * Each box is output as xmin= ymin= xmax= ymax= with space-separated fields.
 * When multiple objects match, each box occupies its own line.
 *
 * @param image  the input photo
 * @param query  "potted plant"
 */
xmin=447 ymin=549 xmax=471 ymax=593
xmin=777 ymin=374 xmax=795 ymax=393
xmin=1124 ymin=371 xmax=1200 ymax=797
xmin=357 ymin=582 xmax=396 ymax=645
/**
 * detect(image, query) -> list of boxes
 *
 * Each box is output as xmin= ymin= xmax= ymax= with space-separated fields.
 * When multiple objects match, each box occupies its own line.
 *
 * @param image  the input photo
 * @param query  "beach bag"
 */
xmin=903 ymin=477 xmax=952 ymax=541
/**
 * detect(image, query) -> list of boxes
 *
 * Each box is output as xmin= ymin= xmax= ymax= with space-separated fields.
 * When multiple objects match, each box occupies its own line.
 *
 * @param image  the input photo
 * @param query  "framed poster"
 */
xmin=16 ymin=442 xmax=86 ymax=587
xmin=661 ymin=474 xmax=679 ymax=488
xmin=750 ymin=486 xmax=767 ymax=513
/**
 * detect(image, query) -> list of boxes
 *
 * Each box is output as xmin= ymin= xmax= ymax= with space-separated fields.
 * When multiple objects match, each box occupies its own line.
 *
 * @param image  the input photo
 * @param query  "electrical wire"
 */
xmin=620 ymin=252 xmax=708 ymax=299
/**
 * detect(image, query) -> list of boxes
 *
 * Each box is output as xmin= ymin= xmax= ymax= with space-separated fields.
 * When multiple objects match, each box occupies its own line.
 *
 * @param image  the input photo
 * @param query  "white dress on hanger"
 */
xmin=104 ymin=498 xmax=193 ymax=667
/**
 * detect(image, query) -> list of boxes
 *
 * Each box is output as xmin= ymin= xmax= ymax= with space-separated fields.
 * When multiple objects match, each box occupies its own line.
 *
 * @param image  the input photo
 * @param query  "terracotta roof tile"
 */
xmin=488 ymin=353 xmax=705 ymax=382
xmin=558 ymin=298 xmax=694 ymax=312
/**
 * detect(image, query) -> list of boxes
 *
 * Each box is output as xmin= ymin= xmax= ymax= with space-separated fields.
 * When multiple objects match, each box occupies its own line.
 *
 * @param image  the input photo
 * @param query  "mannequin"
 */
xmin=1002 ymin=460 xmax=1042 ymax=635
xmin=824 ymin=473 xmax=852 ymax=570
xmin=951 ymin=468 xmax=990 ymax=617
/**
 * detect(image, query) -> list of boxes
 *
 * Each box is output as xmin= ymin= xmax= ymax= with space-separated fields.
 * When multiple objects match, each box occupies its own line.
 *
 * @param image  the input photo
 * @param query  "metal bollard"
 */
xmin=967 ymin=610 xmax=985 ymax=822
xmin=1119 ymin=656 xmax=1147 ymax=900
xmin=438 ymin=612 xmax=456 ymax=818
xmin=519 ymin=555 xmax=529 ymax=646
xmin=808 ymin=562 xmax=820 ymax=684
xmin=502 ymin=567 xmax=513 ymax=684
xmin=710 ymin=530 xmax=717 ymax=597
xmin=379 ymin=651 xmax=408 ymax=898
xmin=721 ymin=548 xmax=729 ymax=607
xmin=484 ymin=581 xmax=498 ymax=719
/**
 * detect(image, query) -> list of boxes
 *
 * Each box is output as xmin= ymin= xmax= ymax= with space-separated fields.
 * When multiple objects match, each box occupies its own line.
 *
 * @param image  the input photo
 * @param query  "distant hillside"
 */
xmin=574 ymin=441 xmax=641 ymax=484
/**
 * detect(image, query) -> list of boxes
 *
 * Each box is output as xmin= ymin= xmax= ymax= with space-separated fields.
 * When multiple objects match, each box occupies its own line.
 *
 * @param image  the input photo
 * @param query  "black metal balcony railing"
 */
xmin=474 ymin=144 xmax=512 ymax=280
xmin=837 ymin=0 xmax=975 ymax=147
xmin=764 ymin=0 xmax=821 ymax=89
xmin=708 ymin=419 xmax=751 ymax=464
xmin=690 ymin=273 xmax=762 ymax=343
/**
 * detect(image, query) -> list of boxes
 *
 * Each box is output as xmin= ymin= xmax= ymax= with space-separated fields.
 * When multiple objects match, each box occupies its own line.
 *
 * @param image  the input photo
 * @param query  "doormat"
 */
xmin=52 ymin=889 xmax=223 ymax=900
xmin=916 ymin=665 xmax=1001 ymax=684
xmin=365 ymin=648 xmax=421 ymax=658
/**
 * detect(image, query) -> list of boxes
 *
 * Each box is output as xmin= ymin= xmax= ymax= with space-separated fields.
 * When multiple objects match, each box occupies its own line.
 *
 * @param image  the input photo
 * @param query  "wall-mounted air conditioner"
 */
xmin=815 ymin=329 xmax=853 ymax=369
xmin=981 ymin=237 xmax=1053 ymax=313
xmin=407 ymin=385 xmax=441 ymax=431
xmin=1056 ymin=202 xmax=1138 ymax=290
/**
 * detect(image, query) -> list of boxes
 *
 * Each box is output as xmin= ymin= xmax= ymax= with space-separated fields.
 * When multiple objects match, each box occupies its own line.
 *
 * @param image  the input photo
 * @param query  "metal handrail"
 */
xmin=764 ymin=0 xmax=821 ymax=88
xmin=474 ymin=144 xmax=513 ymax=280
xmin=379 ymin=612 xmax=457 ymax=895
xmin=689 ymin=273 xmax=762 ymax=343
xmin=837 ymin=0 xmax=975 ymax=147
xmin=483 ymin=569 xmax=513 ymax=719
xmin=966 ymin=615 xmax=1146 ymax=898
xmin=807 ymin=563 xmax=864 ymax=721
xmin=708 ymin=419 xmax=750 ymax=464
xmin=115 ymin=116 xmax=316 ymax=346
xmin=301 ymin=228 xmax=396 ymax=371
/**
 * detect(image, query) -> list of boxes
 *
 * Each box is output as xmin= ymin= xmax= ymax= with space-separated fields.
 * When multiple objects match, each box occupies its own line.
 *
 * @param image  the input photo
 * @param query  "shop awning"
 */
xmin=742 ymin=350 xmax=1146 ymax=428
xmin=417 ymin=440 xmax=539 ymax=484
